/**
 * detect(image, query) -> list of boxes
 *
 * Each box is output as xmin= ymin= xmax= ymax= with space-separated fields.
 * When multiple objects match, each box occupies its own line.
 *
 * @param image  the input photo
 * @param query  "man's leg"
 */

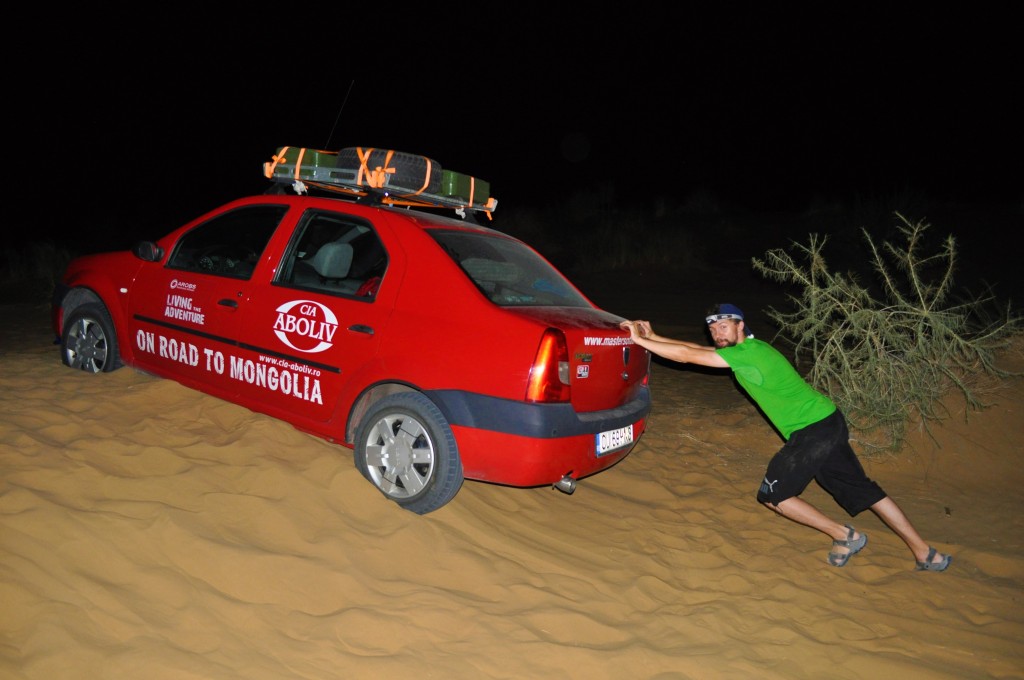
xmin=869 ymin=496 xmax=948 ymax=566
xmin=769 ymin=497 xmax=863 ymax=554
xmin=759 ymin=414 xmax=853 ymax=546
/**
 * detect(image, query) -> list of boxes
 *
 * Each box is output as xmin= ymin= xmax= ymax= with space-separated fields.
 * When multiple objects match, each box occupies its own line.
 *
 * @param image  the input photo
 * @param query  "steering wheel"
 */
xmin=196 ymin=245 xmax=257 ymax=272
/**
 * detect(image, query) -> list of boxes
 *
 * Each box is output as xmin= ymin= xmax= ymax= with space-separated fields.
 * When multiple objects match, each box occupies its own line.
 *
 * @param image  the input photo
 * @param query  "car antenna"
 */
xmin=325 ymin=80 xmax=356 ymax=150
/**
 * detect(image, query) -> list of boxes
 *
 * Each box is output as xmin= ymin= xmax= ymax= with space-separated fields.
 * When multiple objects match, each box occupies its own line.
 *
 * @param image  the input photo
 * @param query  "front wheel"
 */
xmin=354 ymin=392 xmax=463 ymax=514
xmin=61 ymin=303 xmax=122 ymax=373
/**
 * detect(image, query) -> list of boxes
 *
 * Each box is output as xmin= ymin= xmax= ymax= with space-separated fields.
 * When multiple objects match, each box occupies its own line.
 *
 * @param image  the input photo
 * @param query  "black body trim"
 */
xmin=426 ymin=387 xmax=651 ymax=439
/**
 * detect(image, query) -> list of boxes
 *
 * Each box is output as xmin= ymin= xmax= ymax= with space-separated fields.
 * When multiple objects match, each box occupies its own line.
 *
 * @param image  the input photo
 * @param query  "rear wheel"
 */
xmin=61 ymin=303 xmax=121 ymax=373
xmin=354 ymin=392 xmax=463 ymax=514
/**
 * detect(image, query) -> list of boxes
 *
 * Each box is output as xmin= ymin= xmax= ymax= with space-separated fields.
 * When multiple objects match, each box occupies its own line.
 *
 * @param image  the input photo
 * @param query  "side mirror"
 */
xmin=132 ymin=241 xmax=165 ymax=262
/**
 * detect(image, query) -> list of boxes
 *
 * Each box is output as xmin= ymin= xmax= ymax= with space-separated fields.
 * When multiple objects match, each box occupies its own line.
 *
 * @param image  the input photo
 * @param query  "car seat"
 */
xmin=310 ymin=241 xmax=354 ymax=280
xmin=347 ymin=232 xmax=386 ymax=279
xmin=293 ymin=241 xmax=354 ymax=285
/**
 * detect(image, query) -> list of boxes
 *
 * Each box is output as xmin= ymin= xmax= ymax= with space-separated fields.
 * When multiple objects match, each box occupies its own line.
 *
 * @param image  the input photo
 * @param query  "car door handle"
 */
xmin=218 ymin=298 xmax=239 ymax=309
xmin=348 ymin=324 xmax=374 ymax=335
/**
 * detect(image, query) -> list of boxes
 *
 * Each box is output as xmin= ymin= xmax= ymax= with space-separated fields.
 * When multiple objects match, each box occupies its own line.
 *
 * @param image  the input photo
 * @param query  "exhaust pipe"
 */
xmin=553 ymin=474 xmax=576 ymax=494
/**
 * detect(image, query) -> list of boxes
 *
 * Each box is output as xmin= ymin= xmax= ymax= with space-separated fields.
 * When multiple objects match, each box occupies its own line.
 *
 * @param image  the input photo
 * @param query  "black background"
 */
xmin=11 ymin=8 xmax=1021 ymax=284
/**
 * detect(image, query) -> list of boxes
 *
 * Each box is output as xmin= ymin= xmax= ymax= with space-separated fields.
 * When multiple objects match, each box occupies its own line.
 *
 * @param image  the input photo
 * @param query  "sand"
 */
xmin=2 ymin=299 xmax=1022 ymax=680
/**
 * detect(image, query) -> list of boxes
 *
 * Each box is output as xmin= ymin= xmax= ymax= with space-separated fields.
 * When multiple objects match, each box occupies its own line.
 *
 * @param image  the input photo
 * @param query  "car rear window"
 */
xmin=429 ymin=230 xmax=590 ymax=307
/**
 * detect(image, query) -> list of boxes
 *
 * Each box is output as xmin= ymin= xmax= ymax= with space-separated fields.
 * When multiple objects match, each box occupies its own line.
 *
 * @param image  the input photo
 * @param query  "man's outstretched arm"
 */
xmin=619 ymin=320 xmax=729 ymax=368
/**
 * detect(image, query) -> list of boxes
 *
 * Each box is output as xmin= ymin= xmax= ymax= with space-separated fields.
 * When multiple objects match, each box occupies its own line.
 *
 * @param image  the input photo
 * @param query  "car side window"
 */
xmin=276 ymin=210 xmax=388 ymax=299
xmin=167 ymin=205 xmax=286 ymax=279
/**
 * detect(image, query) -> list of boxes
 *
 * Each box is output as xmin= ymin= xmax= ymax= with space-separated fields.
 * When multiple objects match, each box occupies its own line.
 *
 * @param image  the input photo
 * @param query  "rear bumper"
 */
xmin=427 ymin=387 xmax=651 ymax=486
xmin=427 ymin=387 xmax=650 ymax=439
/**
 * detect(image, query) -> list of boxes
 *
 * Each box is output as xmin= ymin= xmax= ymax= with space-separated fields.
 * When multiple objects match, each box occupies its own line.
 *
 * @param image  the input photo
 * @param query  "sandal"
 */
xmin=915 ymin=547 xmax=952 ymax=572
xmin=827 ymin=524 xmax=867 ymax=567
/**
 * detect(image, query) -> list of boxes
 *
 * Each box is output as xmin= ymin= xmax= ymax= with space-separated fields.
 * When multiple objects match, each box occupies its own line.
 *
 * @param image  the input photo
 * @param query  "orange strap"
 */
xmin=263 ymin=146 xmax=291 ymax=179
xmin=355 ymin=147 xmax=395 ymax=188
xmin=292 ymin=148 xmax=307 ymax=180
xmin=353 ymin=147 xmax=435 ymax=196
xmin=414 ymin=158 xmax=433 ymax=196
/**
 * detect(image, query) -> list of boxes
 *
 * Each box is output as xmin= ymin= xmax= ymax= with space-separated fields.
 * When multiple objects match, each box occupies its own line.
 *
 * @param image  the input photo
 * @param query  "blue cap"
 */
xmin=705 ymin=303 xmax=754 ymax=338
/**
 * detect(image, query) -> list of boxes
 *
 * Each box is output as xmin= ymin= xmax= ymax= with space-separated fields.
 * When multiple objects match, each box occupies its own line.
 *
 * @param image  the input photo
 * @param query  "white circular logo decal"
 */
xmin=273 ymin=300 xmax=340 ymax=353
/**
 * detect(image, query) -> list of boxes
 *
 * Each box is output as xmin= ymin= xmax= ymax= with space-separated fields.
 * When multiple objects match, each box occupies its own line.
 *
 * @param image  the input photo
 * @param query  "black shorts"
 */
xmin=756 ymin=409 xmax=886 ymax=516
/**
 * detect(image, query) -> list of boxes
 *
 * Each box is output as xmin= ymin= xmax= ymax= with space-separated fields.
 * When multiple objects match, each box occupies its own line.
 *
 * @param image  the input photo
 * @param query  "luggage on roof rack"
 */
xmin=263 ymin=146 xmax=497 ymax=215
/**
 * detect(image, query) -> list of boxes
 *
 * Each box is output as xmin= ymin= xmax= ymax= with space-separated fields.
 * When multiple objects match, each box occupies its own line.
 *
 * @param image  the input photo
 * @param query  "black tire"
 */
xmin=335 ymin=148 xmax=443 ymax=194
xmin=354 ymin=392 xmax=464 ymax=514
xmin=61 ymin=303 xmax=122 ymax=373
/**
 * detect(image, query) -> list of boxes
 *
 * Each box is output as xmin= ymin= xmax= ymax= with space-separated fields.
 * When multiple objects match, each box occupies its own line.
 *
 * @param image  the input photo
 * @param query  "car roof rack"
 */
xmin=263 ymin=146 xmax=498 ymax=219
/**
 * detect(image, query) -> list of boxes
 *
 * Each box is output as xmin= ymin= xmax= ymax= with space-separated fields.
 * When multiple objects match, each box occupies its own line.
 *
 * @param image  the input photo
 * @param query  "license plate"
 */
xmin=596 ymin=424 xmax=633 ymax=456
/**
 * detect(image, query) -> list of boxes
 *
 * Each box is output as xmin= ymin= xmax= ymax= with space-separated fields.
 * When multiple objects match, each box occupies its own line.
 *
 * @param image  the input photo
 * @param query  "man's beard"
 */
xmin=714 ymin=338 xmax=737 ymax=348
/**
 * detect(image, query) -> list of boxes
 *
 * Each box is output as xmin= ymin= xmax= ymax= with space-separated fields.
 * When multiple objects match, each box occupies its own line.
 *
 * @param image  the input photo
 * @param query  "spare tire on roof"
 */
xmin=334 ymin=147 xmax=443 ymax=195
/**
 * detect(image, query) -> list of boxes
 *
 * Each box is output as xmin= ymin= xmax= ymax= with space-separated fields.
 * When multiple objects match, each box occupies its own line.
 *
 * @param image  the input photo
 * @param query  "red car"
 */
xmin=51 ymin=147 xmax=651 ymax=513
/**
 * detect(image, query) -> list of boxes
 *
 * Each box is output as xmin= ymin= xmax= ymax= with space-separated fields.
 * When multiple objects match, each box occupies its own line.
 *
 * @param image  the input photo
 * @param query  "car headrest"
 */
xmin=310 ymin=242 xmax=354 ymax=279
xmin=347 ymin=231 xmax=386 ymax=279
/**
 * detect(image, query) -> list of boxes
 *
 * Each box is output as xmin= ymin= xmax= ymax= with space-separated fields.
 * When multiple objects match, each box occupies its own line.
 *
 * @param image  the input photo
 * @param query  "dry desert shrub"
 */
xmin=753 ymin=213 xmax=1022 ymax=454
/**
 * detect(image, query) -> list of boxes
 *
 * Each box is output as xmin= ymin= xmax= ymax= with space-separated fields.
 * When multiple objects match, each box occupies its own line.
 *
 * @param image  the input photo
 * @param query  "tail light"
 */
xmin=526 ymin=328 xmax=571 ymax=403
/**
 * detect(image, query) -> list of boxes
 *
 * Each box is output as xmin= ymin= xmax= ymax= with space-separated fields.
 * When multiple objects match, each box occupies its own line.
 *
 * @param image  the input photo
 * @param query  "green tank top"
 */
xmin=717 ymin=338 xmax=836 ymax=439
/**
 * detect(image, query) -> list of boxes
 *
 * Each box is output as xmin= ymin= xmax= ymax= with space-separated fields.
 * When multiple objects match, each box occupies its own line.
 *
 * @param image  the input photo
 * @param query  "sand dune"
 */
xmin=2 ymin=302 xmax=1022 ymax=679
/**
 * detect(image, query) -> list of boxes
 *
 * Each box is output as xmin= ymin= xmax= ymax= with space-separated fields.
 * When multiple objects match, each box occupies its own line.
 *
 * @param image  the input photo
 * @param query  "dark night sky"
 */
xmin=12 ymin=9 xmax=1021 ymax=257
